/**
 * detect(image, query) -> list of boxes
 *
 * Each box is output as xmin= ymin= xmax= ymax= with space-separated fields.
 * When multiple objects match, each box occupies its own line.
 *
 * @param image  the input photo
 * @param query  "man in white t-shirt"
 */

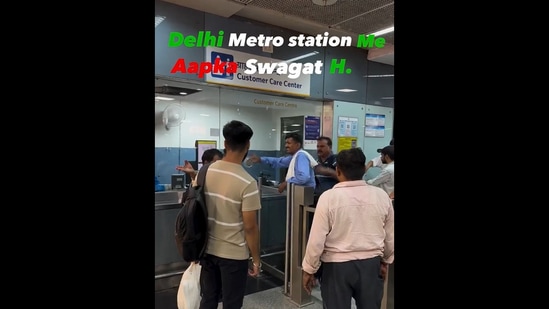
xmin=367 ymin=145 xmax=394 ymax=196
xmin=365 ymin=138 xmax=393 ymax=172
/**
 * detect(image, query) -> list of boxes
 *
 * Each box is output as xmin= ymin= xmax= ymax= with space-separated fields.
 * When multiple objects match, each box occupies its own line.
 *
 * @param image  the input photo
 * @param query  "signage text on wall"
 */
xmin=166 ymin=30 xmax=388 ymax=96
xmin=204 ymin=47 xmax=312 ymax=97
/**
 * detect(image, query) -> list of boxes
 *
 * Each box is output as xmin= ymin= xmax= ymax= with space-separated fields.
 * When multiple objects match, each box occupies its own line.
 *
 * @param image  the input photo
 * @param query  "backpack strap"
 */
xmin=196 ymin=163 xmax=211 ymax=187
xmin=181 ymin=163 xmax=212 ymax=206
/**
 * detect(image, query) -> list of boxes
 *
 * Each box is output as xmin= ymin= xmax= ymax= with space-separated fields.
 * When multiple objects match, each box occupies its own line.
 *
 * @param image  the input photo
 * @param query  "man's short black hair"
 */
xmin=202 ymin=148 xmax=223 ymax=163
xmin=285 ymin=132 xmax=303 ymax=146
xmin=336 ymin=148 xmax=366 ymax=180
xmin=223 ymin=120 xmax=253 ymax=152
xmin=317 ymin=136 xmax=332 ymax=148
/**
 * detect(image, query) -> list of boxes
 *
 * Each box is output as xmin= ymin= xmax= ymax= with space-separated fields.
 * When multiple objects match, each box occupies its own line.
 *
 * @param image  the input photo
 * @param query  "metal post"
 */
xmin=257 ymin=177 xmax=262 ymax=238
xmin=287 ymin=184 xmax=314 ymax=307
xmin=256 ymin=177 xmax=262 ymax=278
xmin=283 ymin=183 xmax=292 ymax=295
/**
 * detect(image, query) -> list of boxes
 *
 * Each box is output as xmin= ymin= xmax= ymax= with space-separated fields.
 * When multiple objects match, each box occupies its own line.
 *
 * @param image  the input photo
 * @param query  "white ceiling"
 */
xmin=160 ymin=0 xmax=394 ymax=66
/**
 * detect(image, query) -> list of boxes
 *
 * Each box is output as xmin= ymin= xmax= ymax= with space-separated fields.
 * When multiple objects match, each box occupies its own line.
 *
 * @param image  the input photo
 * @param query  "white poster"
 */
xmin=364 ymin=113 xmax=386 ymax=137
xmin=337 ymin=116 xmax=358 ymax=137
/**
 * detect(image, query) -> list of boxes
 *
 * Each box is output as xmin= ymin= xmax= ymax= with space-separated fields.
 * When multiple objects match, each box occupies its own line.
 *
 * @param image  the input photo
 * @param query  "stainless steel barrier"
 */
xmin=256 ymin=177 xmax=290 ymax=282
xmin=259 ymin=178 xmax=392 ymax=308
xmin=284 ymin=184 xmax=315 ymax=307
xmin=257 ymin=176 xmax=262 ymax=247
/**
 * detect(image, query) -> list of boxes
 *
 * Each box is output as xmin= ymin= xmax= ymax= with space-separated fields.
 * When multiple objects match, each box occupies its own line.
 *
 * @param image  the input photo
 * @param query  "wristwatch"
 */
xmin=249 ymin=257 xmax=262 ymax=268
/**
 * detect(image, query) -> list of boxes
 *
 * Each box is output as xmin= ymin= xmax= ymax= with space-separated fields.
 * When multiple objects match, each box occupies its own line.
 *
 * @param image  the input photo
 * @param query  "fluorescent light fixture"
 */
xmin=199 ymin=114 xmax=210 ymax=117
xmin=370 ymin=26 xmax=394 ymax=36
xmin=335 ymin=89 xmax=358 ymax=93
xmin=155 ymin=96 xmax=174 ymax=101
xmin=282 ymin=130 xmax=299 ymax=133
xmin=363 ymin=74 xmax=394 ymax=78
xmin=179 ymin=92 xmax=187 ymax=95
xmin=281 ymin=51 xmax=319 ymax=64
xmin=290 ymin=124 xmax=301 ymax=127
xmin=155 ymin=16 xmax=166 ymax=28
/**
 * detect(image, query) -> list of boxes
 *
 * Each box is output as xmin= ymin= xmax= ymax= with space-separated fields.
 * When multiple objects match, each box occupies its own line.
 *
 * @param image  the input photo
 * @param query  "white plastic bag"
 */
xmin=177 ymin=262 xmax=202 ymax=309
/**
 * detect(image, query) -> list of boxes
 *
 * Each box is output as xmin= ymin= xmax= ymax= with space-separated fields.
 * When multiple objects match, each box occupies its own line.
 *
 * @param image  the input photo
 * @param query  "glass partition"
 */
xmin=155 ymin=75 xmax=322 ymax=279
xmin=155 ymin=76 xmax=322 ymax=185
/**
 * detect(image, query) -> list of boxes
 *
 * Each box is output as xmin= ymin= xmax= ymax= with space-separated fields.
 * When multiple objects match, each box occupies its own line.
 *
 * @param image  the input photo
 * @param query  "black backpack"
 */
xmin=174 ymin=163 xmax=211 ymax=262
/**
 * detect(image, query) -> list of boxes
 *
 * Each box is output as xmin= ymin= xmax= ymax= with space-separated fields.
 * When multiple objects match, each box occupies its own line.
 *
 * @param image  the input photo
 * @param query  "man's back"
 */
xmin=309 ymin=180 xmax=394 ymax=263
xmin=203 ymin=160 xmax=261 ymax=260
xmin=302 ymin=148 xmax=393 ymax=309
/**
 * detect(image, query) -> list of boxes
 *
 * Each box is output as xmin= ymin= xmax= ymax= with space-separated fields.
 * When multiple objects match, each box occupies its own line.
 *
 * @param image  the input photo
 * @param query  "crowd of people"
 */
xmin=175 ymin=122 xmax=394 ymax=309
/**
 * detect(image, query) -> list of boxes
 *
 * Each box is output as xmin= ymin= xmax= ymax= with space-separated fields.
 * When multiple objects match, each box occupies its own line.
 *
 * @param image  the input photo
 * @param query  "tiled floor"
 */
xmin=155 ymin=264 xmax=394 ymax=309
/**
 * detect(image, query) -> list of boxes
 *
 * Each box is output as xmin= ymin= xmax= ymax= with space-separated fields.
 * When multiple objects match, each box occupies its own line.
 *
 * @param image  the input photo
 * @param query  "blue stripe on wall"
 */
xmin=155 ymin=148 xmax=282 ymax=185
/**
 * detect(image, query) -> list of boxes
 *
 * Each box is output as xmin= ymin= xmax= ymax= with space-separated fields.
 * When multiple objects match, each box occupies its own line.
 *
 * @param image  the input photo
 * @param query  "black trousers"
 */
xmin=199 ymin=254 xmax=248 ymax=309
xmin=320 ymin=256 xmax=384 ymax=309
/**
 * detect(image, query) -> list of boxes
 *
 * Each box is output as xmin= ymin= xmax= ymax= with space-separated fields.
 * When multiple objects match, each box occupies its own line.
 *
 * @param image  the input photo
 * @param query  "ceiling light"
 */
xmin=180 ymin=92 xmax=187 ymax=95
xmin=370 ymin=26 xmax=394 ymax=36
xmin=291 ymin=124 xmax=301 ymax=127
xmin=155 ymin=96 xmax=174 ymax=101
xmin=199 ymin=114 xmax=210 ymax=117
xmin=335 ymin=89 xmax=358 ymax=93
xmin=312 ymin=0 xmax=338 ymax=6
xmin=281 ymin=51 xmax=319 ymax=64
xmin=363 ymin=74 xmax=394 ymax=78
xmin=155 ymin=16 xmax=166 ymax=28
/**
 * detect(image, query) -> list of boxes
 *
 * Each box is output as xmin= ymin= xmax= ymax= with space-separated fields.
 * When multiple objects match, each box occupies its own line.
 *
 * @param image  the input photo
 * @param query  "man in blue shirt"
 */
xmin=248 ymin=133 xmax=317 ymax=193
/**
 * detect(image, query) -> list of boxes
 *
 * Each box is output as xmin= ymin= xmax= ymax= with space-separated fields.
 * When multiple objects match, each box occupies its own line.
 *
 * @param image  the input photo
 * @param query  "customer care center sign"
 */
xmin=203 ymin=46 xmax=312 ymax=97
xmin=167 ymin=31 xmax=386 ymax=97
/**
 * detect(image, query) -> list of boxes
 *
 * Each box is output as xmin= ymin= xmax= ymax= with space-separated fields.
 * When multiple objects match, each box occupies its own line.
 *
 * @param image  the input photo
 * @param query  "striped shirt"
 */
xmin=201 ymin=160 xmax=261 ymax=260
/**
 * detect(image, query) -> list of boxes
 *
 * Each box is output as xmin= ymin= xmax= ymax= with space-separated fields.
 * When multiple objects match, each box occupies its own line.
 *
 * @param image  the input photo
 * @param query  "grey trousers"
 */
xmin=320 ymin=256 xmax=384 ymax=309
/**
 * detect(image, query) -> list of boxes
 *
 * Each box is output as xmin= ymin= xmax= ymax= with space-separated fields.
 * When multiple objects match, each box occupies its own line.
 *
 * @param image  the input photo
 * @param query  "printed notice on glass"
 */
xmin=337 ymin=116 xmax=358 ymax=137
xmin=195 ymin=140 xmax=217 ymax=169
xmin=303 ymin=116 xmax=321 ymax=150
xmin=337 ymin=137 xmax=357 ymax=152
xmin=365 ymin=113 xmax=385 ymax=137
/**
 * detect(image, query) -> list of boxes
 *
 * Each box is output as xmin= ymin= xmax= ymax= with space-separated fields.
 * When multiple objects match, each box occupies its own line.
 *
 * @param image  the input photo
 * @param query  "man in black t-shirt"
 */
xmin=314 ymin=136 xmax=338 ymax=205
xmin=310 ymin=136 xmax=339 ymax=283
